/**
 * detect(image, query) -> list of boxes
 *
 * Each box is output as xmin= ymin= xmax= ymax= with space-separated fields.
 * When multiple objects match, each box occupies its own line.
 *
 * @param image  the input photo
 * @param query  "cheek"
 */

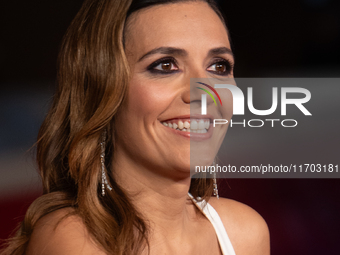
xmin=129 ymin=87 xmax=161 ymax=113
xmin=218 ymin=88 xmax=233 ymax=121
xmin=125 ymin=79 xmax=177 ymax=122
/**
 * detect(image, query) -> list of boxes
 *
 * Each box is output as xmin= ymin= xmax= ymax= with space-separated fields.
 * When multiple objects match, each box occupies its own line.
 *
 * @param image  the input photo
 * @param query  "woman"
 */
xmin=1 ymin=0 xmax=269 ymax=254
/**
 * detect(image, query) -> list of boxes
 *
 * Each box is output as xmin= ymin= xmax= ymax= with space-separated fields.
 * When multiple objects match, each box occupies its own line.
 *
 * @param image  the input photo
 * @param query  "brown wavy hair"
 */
xmin=1 ymin=0 xmax=227 ymax=254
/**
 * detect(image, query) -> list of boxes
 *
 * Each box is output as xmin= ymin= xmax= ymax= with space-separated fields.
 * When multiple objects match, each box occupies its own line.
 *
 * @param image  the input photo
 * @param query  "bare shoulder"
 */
xmin=26 ymin=208 xmax=106 ymax=255
xmin=208 ymin=197 xmax=270 ymax=255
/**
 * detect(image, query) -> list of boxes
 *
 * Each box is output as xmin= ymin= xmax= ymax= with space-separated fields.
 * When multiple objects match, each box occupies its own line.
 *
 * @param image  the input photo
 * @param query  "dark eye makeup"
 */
xmin=207 ymin=58 xmax=234 ymax=76
xmin=146 ymin=56 xmax=234 ymax=76
xmin=146 ymin=57 xmax=179 ymax=74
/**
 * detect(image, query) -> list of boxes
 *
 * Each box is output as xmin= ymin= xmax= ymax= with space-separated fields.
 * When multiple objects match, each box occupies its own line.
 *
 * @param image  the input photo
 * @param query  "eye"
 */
xmin=207 ymin=59 xmax=233 ymax=76
xmin=147 ymin=57 xmax=179 ymax=74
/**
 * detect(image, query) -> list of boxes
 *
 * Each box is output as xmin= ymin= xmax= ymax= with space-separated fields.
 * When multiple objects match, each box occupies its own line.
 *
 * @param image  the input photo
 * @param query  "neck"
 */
xmin=112 ymin=152 xmax=197 ymax=239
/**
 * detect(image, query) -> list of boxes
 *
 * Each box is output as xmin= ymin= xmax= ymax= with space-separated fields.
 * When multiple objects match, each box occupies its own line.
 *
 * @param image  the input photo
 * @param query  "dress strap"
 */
xmin=189 ymin=194 xmax=236 ymax=255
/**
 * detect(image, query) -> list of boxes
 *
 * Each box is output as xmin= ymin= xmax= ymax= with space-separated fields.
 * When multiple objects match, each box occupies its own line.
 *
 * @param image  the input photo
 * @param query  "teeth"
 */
xmin=162 ymin=119 xmax=210 ymax=133
xmin=198 ymin=120 xmax=205 ymax=130
xmin=191 ymin=120 xmax=198 ymax=130
xmin=191 ymin=129 xmax=207 ymax=133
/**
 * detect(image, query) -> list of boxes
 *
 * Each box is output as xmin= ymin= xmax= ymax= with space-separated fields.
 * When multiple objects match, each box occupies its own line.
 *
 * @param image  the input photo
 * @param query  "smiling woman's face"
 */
xmin=114 ymin=1 xmax=234 ymax=178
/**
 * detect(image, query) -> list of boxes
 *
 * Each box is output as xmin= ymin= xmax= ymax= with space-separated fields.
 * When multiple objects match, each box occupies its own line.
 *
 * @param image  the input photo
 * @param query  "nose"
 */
xmin=181 ymin=68 xmax=215 ymax=112
xmin=181 ymin=68 xmax=209 ymax=105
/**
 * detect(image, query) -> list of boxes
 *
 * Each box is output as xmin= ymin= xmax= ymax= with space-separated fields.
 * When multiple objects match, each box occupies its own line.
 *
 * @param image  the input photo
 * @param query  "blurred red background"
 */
xmin=1 ymin=0 xmax=340 ymax=254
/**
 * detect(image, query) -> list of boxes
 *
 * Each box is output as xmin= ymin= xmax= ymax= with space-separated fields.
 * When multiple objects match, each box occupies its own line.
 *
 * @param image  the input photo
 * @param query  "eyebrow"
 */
xmin=207 ymin=47 xmax=234 ymax=59
xmin=137 ymin=46 xmax=234 ymax=62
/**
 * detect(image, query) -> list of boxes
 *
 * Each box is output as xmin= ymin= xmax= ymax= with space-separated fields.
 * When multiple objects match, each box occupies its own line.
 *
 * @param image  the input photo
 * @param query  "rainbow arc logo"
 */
xmin=196 ymin=82 xmax=222 ymax=106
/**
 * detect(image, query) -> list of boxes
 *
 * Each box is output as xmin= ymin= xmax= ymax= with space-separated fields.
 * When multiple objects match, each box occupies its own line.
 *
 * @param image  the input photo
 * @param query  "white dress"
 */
xmin=189 ymin=194 xmax=236 ymax=255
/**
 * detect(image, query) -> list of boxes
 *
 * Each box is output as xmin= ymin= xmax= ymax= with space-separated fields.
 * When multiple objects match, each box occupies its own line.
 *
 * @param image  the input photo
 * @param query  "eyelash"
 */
xmin=146 ymin=57 xmax=234 ymax=76
xmin=208 ymin=58 xmax=234 ymax=76
xmin=147 ymin=57 xmax=179 ymax=74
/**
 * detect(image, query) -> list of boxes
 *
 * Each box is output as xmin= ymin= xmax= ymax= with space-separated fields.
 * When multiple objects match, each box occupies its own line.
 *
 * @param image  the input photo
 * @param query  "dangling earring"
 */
xmin=100 ymin=131 xmax=112 ymax=196
xmin=212 ymin=160 xmax=219 ymax=199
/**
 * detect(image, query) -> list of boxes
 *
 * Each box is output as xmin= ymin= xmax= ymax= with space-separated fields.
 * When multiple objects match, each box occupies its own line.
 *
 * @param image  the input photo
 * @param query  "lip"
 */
xmin=160 ymin=114 xmax=215 ymax=122
xmin=159 ymin=114 xmax=215 ymax=141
